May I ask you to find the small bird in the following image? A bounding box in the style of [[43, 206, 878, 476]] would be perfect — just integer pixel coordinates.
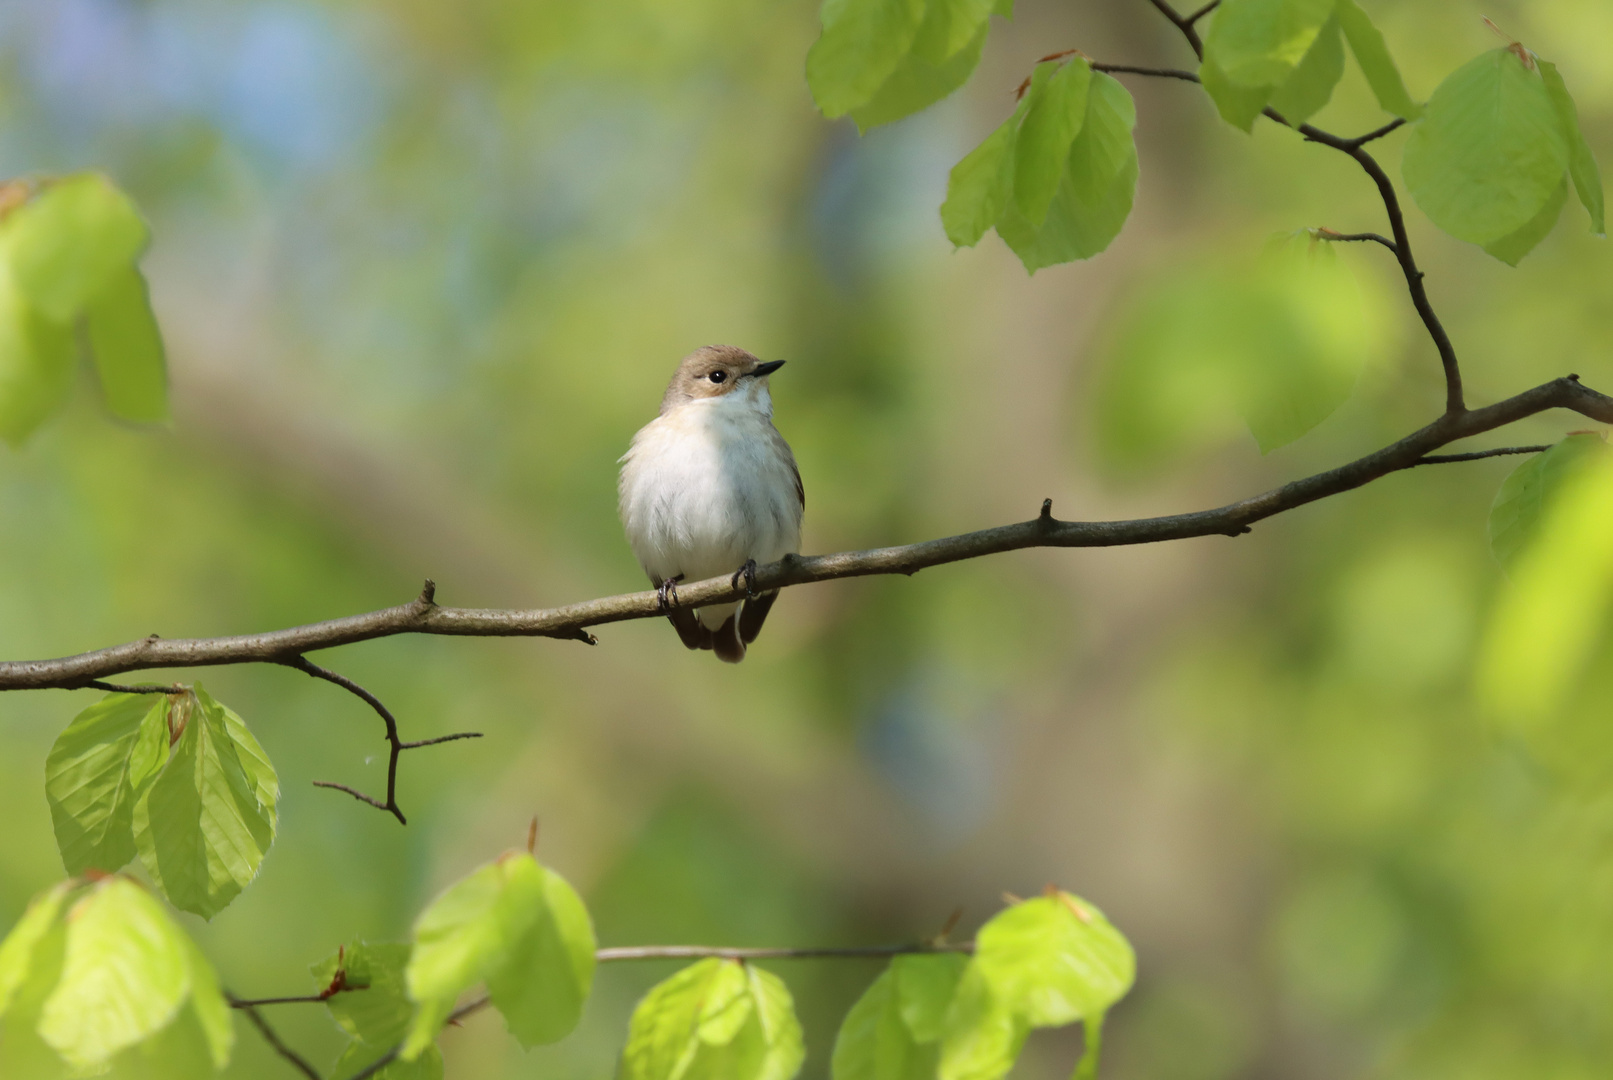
[[618, 345, 804, 663]]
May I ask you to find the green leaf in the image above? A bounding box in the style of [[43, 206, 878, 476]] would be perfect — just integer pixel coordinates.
[[484, 858, 596, 1047], [1267, 14, 1343, 126], [312, 941, 416, 1048], [892, 952, 968, 1042], [937, 966, 1026, 1080], [1200, 53, 1274, 132], [0, 909, 70, 1080], [832, 969, 936, 1080], [1482, 175, 1567, 265], [910, 0, 996, 63], [0, 174, 148, 322], [404, 852, 595, 1058], [970, 893, 1134, 1028], [1538, 60, 1605, 236], [85, 264, 167, 424], [1478, 447, 1613, 722], [1335, 0, 1421, 120], [849, 5, 989, 131], [807, 0, 928, 119], [621, 960, 803, 1080], [215, 692, 279, 832], [1403, 48, 1570, 247], [0, 881, 76, 1019], [1070, 1011, 1104, 1080], [335, 1039, 444, 1080], [46, 693, 168, 876], [0, 263, 75, 448], [940, 78, 1039, 248], [134, 687, 276, 919], [996, 71, 1138, 272], [1487, 434, 1609, 569], [1202, 0, 1336, 88], [177, 930, 234, 1070], [37, 878, 190, 1070], [1013, 59, 1093, 225]]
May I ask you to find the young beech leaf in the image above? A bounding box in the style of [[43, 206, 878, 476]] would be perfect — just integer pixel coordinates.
[[807, 0, 927, 119], [1335, 0, 1421, 120], [1403, 48, 1570, 249], [969, 893, 1134, 1028], [335, 1039, 444, 1080], [403, 852, 595, 1059], [312, 941, 416, 1048], [892, 951, 968, 1041], [46, 693, 168, 876], [0, 881, 76, 1020], [850, 15, 989, 132], [1483, 176, 1567, 266], [1200, 52, 1274, 132], [1267, 13, 1343, 126], [1479, 447, 1613, 722], [0, 262, 75, 447], [937, 966, 1026, 1080], [911, 0, 997, 63], [0, 903, 70, 1080], [1487, 434, 1610, 569], [1202, 0, 1336, 89], [134, 686, 276, 919], [0, 174, 148, 322], [621, 960, 804, 1080], [832, 969, 937, 1080], [940, 71, 1041, 248], [996, 72, 1138, 272], [85, 264, 168, 424], [1012, 59, 1093, 226], [36, 878, 190, 1070], [1538, 60, 1605, 236]]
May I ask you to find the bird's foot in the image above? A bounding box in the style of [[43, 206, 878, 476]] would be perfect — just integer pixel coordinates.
[[731, 559, 758, 600], [656, 574, 684, 612]]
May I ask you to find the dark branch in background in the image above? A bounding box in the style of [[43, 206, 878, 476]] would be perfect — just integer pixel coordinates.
[[1, 375, 1607, 700], [282, 655, 482, 825], [229, 996, 324, 1080]]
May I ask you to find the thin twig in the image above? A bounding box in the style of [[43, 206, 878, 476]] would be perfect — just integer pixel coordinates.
[[1146, 0, 1206, 58], [1092, 62, 1201, 83], [4, 378, 1611, 695], [230, 994, 332, 1008], [1316, 229, 1398, 253], [1186, 0, 1219, 25], [77, 680, 178, 694], [595, 942, 974, 961], [229, 997, 324, 1080], [1349, 117, 1406, 147], [1416, 445, 1550, 465], [284, 656, 481, 825]]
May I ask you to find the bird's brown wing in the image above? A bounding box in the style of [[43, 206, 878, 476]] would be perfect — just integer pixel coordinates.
[[713, 615, 746, 663]]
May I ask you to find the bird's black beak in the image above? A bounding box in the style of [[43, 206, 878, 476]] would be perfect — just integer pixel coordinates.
[[746, 360, 785, 378]]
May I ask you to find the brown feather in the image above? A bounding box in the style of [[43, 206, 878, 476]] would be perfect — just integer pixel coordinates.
[[713, 615, 745, 663]]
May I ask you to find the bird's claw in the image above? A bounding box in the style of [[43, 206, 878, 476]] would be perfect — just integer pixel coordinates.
[[657, 575, 684, 612], [731, 559, 758, 600]]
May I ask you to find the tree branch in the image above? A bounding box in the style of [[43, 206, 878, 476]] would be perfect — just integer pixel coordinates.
[[1415, 445, 1550, 465], [282, 655, 481, 824], [3, 376, 1607, 694], [229, 996, 324, 1080], [1315, 228, 1398, 254]]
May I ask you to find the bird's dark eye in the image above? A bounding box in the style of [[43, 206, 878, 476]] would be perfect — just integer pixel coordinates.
[[708, 371, 728, 384]]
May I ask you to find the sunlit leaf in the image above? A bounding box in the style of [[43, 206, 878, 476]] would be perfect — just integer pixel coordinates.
[[850, 17, 988, 132], [0, 174, 148, 322], [910, 0, 997, 63], [996, 71, 1138, 271], [1200, 53, 1273, 132], [834, 969, 930, 1080], [45, 693, 168, 876], [940, 68, 1043, 248], [85, 264, 167, 424], [807, 0, 928, 119], [134, 687, 276, 919], [312, 941, 415, 1049], [892, 952, 968, 1042], [622, 959, 736, 1080], [1482, 176, 1567, 266], [970, 893, 1133, 1028], [1487, 434, 1609, 569], [0, 263, 75, 448], [0, 882, 75, 1019], [178, 931, 233, 1070], [335, 1039, 444, 1080], [0, 907, 69, 1080], [1538, 60, 1605, 237], [622, 960, 803, 1080], [1478, 450, 1613, 722], [404, 852, 595, 1058], [1403, 48, 1569, 248], [37, 878, 189, 1070], [1070, 1011, 1104, 1080], [1012, 59, 1092, 226], [1335, 0, 1421, 120], [1267, 14, 1343, 126], [937, 966, 1025, 1080], [1202, 0, 1336, 89]]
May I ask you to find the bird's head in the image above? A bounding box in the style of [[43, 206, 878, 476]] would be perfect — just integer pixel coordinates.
[[660, 345, 785, 414]]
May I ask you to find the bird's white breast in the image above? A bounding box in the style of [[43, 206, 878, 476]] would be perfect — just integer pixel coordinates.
[[619, 390, 802, 627]]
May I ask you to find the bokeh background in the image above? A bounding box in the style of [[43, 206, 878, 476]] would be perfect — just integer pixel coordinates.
[[2, 1, 1611, 1077]]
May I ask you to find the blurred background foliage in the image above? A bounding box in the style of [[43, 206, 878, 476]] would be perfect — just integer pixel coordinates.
[[0, 0, 1610, 1077]]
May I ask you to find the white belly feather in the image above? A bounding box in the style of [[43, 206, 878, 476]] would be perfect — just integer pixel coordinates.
[[619, 395, 802, 629]]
